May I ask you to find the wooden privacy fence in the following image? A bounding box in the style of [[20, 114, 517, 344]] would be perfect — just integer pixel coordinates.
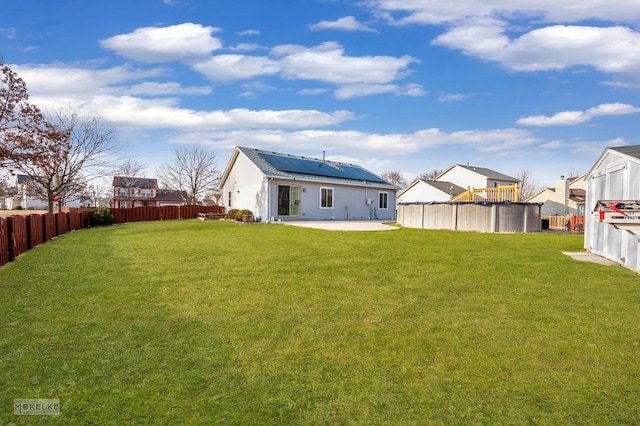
[[107, 205, 224, 224], [0, 205, 225, 268], [541, 214, 585, 231]]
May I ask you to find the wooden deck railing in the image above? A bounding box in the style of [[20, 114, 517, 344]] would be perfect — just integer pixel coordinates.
[[451, 184, 520, 202]]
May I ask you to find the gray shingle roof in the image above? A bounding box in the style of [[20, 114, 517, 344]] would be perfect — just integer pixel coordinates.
[[237, 146, 398, 189], [112, 176, 158, 189], [424, 180, 466, 197], [456, 165, 519, 182], [611, 145, 640, 159]]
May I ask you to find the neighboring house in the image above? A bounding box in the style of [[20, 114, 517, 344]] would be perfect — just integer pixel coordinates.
[[525, 174, 587, 215], [203, 188, 223, 206], [155, 189, 188, 207], [397, 179, 465, 203], [398, 164, 519, 204], [219, 146, 398, 222], [436, 164, 519, 189], [112, 176, 158, 208], [585, 145, 640, 272], [2, 174, 48, 210]]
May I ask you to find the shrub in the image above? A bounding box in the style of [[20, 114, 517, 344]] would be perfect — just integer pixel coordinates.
[[90, 208, 115, 227], [235, 209, 253, 221], [226, 209, 239, 220], [13, 205, 23, 210]]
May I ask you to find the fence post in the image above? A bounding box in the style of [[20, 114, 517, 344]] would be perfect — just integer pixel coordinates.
[[0, 217, 8, 267]]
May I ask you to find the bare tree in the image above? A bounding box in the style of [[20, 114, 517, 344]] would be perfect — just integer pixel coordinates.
[[115, 159, 147, 208], [516, 169, 543, 200], [87, 176, 112, 207], [157, 147, 220, 204], [380, 170, 407, 189], [417, 169, 443, 181], [9, 108, 120, 213], [567, 169, 585, 179]]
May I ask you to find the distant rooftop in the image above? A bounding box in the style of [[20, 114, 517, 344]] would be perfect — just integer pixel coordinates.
[[112, 176, 158, 189], [455, 164, 519, 182]]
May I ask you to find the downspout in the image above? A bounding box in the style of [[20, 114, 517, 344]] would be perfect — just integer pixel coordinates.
[[266, 177, 272, 223]]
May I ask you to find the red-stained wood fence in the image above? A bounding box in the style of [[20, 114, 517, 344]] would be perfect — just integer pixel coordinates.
[[0, 205, 225, 268]]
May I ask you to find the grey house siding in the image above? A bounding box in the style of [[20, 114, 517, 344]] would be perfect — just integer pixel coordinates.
[[267, 179, 395, 221]]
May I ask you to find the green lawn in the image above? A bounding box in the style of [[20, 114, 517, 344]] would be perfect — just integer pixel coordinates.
[[1, 220, 639, 425]]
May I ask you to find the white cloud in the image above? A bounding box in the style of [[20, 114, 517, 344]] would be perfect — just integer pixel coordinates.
[[238, 30, 261, 36], [568, 137, 628, 155], [193, 54, 281, 81], [189, 41, 419, 90], [334, 83, 426, 99], [169, 127, 539, 158], [438, 92, 469, 102], [432, 21, 640, 85], [100, 24, 420, 95], [435, 21, 640, 72], [11, 63, 356, 132], [230, 43, 262, 52], [100, 23, 223, 62], [118, 82, 213, 96], [309, 16, 378, 32], [90, 96, 358, 130], [0, 27, 16, 39], [13, 63, 165, 99], [272, 41, 418, 85], [298, 88, 331, 96], [371, 0, 640, 26], [370, 2, 640, 84], [517, 103, 640, 126]]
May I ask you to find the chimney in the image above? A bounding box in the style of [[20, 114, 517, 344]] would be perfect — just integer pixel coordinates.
[[323, 151, 326, 162], [556, 177, 569, 201]]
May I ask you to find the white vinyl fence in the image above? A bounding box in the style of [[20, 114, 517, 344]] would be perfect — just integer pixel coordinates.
[[397, 202, 542, 233]]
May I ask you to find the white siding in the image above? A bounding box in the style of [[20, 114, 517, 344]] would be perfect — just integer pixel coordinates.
[[585, 149, 640, 271], [397, 181, 451, 203], [221, 152, 269, 220], [438, 166, 488, 189]]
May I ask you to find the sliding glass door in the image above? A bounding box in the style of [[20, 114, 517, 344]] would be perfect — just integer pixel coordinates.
[[277, 185, 301, 216]]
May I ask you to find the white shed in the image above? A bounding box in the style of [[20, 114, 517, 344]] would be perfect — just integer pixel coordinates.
[[585, 145, 640, 272]]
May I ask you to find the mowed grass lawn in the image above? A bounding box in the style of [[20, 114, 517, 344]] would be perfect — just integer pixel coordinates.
[[1, 220, 639, 425]]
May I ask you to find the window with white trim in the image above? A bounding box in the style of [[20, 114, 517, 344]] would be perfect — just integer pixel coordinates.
[[320, 187, 334, 209], [378, 191, 388, 210]]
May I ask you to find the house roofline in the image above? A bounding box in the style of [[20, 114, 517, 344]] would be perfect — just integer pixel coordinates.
[[587, 145, 640, 180]]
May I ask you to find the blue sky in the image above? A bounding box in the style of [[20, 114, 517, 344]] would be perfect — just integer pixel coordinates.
[[2, 0, 639, 187]]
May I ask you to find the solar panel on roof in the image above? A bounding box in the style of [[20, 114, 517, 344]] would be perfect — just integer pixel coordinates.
[[258, 152, 386, 183]]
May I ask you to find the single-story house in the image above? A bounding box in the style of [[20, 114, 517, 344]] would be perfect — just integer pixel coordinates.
[[525, 175, 586, 216], [397, 179, 465, 203], [585, 145, 640, 272], [219, 146, 398, 222]]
